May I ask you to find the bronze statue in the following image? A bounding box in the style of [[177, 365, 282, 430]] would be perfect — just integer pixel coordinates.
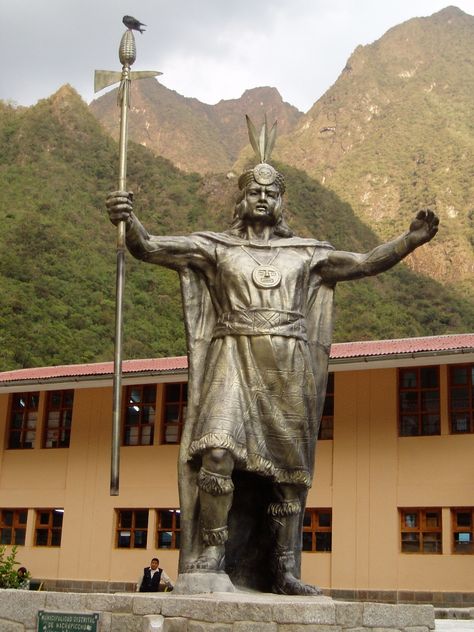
[[106, 117, 438, 595]]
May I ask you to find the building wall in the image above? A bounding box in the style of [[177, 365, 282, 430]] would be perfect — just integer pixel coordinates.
[[0, 361, 473, 595]]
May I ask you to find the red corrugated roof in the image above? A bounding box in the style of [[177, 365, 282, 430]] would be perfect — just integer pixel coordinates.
[[330, 333, 474, 359], [0, 356, 188, 383], [0, 334, 472, 384]]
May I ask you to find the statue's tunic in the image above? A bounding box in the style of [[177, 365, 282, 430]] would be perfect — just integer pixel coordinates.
[[126, 224, 335, 575], [126, 227, 334, 489], [188, 239, 330, 488]]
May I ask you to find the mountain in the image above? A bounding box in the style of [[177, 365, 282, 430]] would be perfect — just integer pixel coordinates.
[[89, 81, 302, 174], [88, 7, 474, 300], [0, 86, 473, 370], [276, 6, 474, 297]]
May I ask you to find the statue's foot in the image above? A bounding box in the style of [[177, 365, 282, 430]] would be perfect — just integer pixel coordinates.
[[273, 572, 322, 596], [185, 545, 225, 573]]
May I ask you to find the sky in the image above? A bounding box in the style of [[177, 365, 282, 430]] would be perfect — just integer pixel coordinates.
[[2, 0, 474, 113]]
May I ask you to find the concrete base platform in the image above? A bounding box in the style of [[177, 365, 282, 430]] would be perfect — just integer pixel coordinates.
[[0, 588, 436, 631]]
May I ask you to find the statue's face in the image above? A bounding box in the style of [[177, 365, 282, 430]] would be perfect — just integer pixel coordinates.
[[243, 182, 281, 224]]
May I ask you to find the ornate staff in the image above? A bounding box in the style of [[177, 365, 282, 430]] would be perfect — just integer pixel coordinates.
[[94, 16, 161, 495]]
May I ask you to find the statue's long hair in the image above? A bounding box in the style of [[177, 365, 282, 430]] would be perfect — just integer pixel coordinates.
[[226, 189, 294, 239]]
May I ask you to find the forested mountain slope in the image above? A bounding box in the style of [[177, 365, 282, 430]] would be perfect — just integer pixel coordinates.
[[277, 6, 474, 298], [0, 86, 472, 370]]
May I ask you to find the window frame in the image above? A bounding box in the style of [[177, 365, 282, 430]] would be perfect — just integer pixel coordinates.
[[116, 509, 149, 549], [34, 509, 63, 547], [123, 384, 157, 447], [398, 366, 440, 437], [400, 508, 442, 554], [302, 508, 332, 552], [448, 364, 474, 434], [161, 382, 187, 445], [0, 509, 28, 546], [43, 389, 74, 449], [156, 509, 181, 550], [451, 507, 474, 554], [7, 392, 39, 449]]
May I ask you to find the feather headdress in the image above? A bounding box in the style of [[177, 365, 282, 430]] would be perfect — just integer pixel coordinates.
[[238, 115, 285, 194]]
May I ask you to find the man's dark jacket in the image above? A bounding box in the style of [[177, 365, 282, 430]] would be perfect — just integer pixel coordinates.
[[139, 567, 162, 592]]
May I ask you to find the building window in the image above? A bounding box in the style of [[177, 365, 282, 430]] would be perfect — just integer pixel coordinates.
[[124, 385, 156, 446], [156, 509, 180, 549], [0, 509, 27, 546], [8, 392, 39, 449], [302, 508, 332, 552], [43, 390, 74, 448], [398, 367, 440, 436], [400, 508, 442, 553], [116, 509, 148, 548], [162, 383, 187, 444], [35, 509, 63, 547], [452, 508, 474, 554], [318, 373, 334, 440], [449, 364, 474, 434]]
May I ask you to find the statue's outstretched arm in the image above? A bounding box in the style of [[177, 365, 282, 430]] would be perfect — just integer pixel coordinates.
[[106, 190, 211, 269], [317, 209, 439, 284]]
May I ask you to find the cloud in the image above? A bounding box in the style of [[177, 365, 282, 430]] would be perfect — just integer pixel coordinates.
[[1, 0, 473, 111]]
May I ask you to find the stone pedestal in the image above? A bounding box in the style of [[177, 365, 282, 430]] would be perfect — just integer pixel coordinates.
[[173, 571, 235, 594], [0, 588, 436, 631]]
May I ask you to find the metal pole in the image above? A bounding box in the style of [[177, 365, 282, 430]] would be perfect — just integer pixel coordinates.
[[95, 21, 160, 496], [110, 31, 136, 496]]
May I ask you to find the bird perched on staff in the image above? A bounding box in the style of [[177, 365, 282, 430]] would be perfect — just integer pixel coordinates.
[[122, 15, 146, 33]]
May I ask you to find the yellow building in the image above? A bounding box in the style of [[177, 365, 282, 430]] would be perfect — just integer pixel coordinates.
[[0, 333, 473, 605]]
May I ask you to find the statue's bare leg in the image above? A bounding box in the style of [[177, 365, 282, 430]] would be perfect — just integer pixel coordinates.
[[186, 448, 234, 572], [269, 484, 321, 596]]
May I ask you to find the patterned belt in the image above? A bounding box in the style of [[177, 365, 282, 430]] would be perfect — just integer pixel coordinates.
[[213, 309, 307, 340]]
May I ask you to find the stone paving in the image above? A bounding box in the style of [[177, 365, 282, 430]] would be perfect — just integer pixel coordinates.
[[436, 622, 474, 631]]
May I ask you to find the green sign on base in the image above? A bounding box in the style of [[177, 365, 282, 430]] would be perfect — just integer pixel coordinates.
[[37, 610, 99, 632]]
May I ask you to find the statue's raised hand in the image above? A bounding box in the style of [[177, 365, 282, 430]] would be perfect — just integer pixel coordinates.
[[106, 191, 134, 226], [408, 209, 439, 247]]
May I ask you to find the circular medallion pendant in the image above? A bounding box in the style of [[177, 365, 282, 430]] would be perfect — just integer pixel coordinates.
[[252, 265, 282, 288]]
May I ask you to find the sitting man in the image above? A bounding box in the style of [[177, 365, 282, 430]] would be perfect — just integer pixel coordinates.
[[137, 558, 173, 592]]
